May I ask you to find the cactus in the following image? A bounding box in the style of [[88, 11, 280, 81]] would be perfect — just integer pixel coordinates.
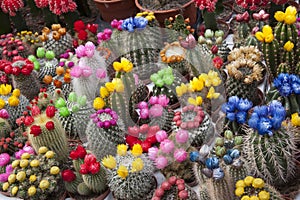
[[0, 118, 11, 138], [63, 172, 83, 194], [40, 24, 73, 58], [13, 30, 42, 53], [77, 182, 93, 196], [27, 107, 69, 163], [11, 59, 41, 101], [225, 46, 265, 102], [85, 108, 125, 160], [1, 37, 32, 62], [82, 165, 108, 194]]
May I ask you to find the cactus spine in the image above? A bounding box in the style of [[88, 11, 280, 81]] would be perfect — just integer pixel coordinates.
[[82, 165, 108, 194], [64, 172, 83, 194]]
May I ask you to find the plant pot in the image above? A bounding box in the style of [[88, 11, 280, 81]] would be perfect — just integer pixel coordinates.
[[135, 0, 197, 27], [68, 189, 110, 200], [94, 0, 138, 22]]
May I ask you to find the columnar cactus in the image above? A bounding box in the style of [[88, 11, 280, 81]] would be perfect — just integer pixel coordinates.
[[85, 108, 125, 160], [26, 105, 69, 162], [40, 24, 73, 58], [102, 144, 155, 200]]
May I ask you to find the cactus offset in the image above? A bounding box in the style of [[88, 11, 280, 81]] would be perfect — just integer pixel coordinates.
[[63, 172, 83, 194], [82, 165, 108, 194], [77, 182, 93, 196]]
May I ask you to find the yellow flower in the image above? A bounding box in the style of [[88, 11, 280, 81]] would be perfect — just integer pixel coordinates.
[[113, 58, 133, 72], [131, 158, 144, 172], [16, 171, 26, 182], [249, 196, 259, 200], [255, 32, 264, 42], [117, 165, 128, 179], [131, 144, 143, 157], [199, 70, 221, 87], [8, 174, 16, 184], [102, 155, 117, 169], [112, 78, 124, 92], [39, 180, 50, 190], [241, 196, 250, 200], [30, 160, 40, 167], [255, 25, 274, 43], [291, 113, 300, 126], [105, 82, 115, 92], [235, 187, 244, 197], [100, 86, 109, 98], [2, 182, 9, 191], [285, 14, 296, 25], [264, 34, 274, 43], [258, 191, 270, 200], [284, 41, 294, 51], [244, 176, 254, 186], [113, 61, 123, 72], [11, 186, 18, 196], [12, 160, 20, 168], [117, 144, 128, 156], [28, 186, 37, 196], [286, 6, 297, 16], [176, 83, 189, 97], [207, 87, 220, 99], [12, 89, 20, 97], [93, 97, 105, 110], [38, 146, 48, 154], [21, 153, 31, 159], [252, 178, 264, 188], [45, 151, 55, 159], [190, 77, 204, 92], [8, 96, 19, 106], [188, 96, 203, 106], [50, 166, 60, 175], [20, 159, 29, 168], [236, 180, 245, 188], [274, 11, 285, 22], [0, 84, 12, 95], [0, 98, 5, 109], [29, 175, 37, 182]]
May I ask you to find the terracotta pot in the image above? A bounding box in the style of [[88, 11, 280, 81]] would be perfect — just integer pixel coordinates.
[[135, 0, 197, 27], [94, 0, 138, 22]]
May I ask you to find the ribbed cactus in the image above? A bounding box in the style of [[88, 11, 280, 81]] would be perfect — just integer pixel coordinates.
[[85, 108, 125, 159], [82, 165, 108, 194], [0, 118, 11, 137], [27, 108, 69, 163], [77, 182, 93, 196], [225, 46, 265, 102], [63, 172, 83, 194], [40, 24, 73, 58]]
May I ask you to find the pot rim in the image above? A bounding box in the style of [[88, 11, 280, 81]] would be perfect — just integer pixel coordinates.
[[135, 0, 195, 14], [94, 0, 123, 4]]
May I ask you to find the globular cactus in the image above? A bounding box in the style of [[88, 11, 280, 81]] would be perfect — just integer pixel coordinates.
[[0, 117, 11, 138], [77, 182, 93, 196], [85, 108, 125, 160], [82, 166, 108, 194], [1, 37, 32, 62], [10, 58, 41, 101], [40, 24, 73, 58], [102, 144, 156, 200], [61, 170, 83, 194], [13, 30, 42, 53], [26, 105, 69, 163], [243, 101, 298, 186], [225, 46, 265, 103]]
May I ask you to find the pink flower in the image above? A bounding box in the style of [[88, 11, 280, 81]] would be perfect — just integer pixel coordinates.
[[70, 66, 82, 78], [140, 108, 149, 119], [149, 104, 163, 118], [174, 149, 187, 162], [48, 0, 77, 15], [149, 96, 158, 105], [75, 45, 86, 58], [160, 139, 174, 153], [0, 153, 10, 166], [0, 173, 10, 183], [34, 0, 48, 8], [155, 156, 168, 169], [23, 144, 35, 155], [84, 42, 95, 58], [155, 130, 168, 142], [5, 165, 13, 174], [15, 150, 25, 159], [96, 68, 107, 79], [138, 101, 148, 109], [80, 66, 92, 77], [157, 95, 169, 107], [148, 147, 158, 160], [175, 129, 189, 144], [0, 109, 9, 119]]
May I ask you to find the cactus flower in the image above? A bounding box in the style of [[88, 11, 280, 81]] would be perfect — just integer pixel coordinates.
[[39, 180, 50, 190], [131, 144, 143, 157], [117, 144, 128, 156], [131, 158, 144, 172], [28, 186, 37, 196], [283, 41, 294, 51], [0, 153, 10, 166], [113, 57, 133, 72], [102, 155, 117, 169], [235, 187, 245, 197], [117, 165, 128, 179], [252, 178, 265, 188], [291, 113, 300, 126], [258, 190, 270, 200], [255, 25, 274, 43]]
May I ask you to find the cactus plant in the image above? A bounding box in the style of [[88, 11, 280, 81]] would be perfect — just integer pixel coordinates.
[[13, 30, 43, 53], [40, 24, 73, 58], [26, 105, 69, 163], [0, 113, 11, 138], [85, 108, 125, 160]]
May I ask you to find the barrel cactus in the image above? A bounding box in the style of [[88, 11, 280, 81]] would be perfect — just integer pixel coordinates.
[[61, 170, 83, 194]]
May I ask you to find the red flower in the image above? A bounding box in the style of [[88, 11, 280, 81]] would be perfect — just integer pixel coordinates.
[[45, 121, 55, 130], [48, 0, 77, 15], [76, 145, 87, 159], [78, 30, 88, 41], [79, 163, 89, 174], [87, 24, 98, 34], [73, 39, 79, 48], [89, 162, 100, 174], [24, 116, 34, 126], [125, 135, 139, 147], [84, 154, 97, 165], [141, 141, 152, 153], [30, 125, 42, 137], [69, 150, 79, 160], [21, 67, 32, 75], [145, 135, 157, 144], [61, 169, 76, 182], [46, 106, 56, 118], [31, 105, 40, 117], [212, 56, 223, 69], [74, 20, 86, 32]]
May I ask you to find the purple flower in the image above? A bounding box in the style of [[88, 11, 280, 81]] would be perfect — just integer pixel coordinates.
[[0, 173, 10, 182], [0, 153, 10, 166]]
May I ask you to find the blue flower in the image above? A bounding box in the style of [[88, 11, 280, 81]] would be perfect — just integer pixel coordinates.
[[248, 112, 259, 129], [228, 96, 239, 105], [292, 82, 300, 94], [257, 117, 272, 135], [237, 98, 253, 111], [253, 105, 268, 117], [221, 102, 235, 113], [271, 116, 284, 130], [268, 100, 286, 119], [274, 73, 300, 96], [121, 17, 148, 32], [279, 83, 292, 96], [236, 111, 247, 124], [134, 17, 148, 29], [226, 112, 236, 121]]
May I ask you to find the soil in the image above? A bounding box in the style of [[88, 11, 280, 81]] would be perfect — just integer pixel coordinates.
[[138, 0, 190, 11]]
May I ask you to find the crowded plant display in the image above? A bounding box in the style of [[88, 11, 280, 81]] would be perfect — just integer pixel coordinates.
[[0, 0, 299, 200]]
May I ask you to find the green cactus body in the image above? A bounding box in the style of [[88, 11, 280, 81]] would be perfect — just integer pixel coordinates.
[[77, 182, 93, 196], [27, 114, 69, 162], [47, 75, 73, 98], [199, 189, 211, 200], [243, 125, 298, 186], [43, 32, 73, 58], [159, 184, 199, 200], [86, 121, 125, 160], [73, 159, 84, 172], [0, 118, 11, 138], [82, 166, 108, 194], [225, 77, 257, 101], [227, 165, 248, 188], [206, 178, 234, 200], [64, 172, 83, 194], [37, 58, 58, 81], [190, 114, 214, 147], [265, 184, 285, 200], [262, 40, 280, 79], [245, 35, 259, 47], [238, 23, 250, 39]]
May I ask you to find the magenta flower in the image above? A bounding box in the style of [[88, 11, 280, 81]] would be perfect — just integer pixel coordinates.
[[155, 156, 168, 169], [0, 153, 10, 166], [160, 139, 175, 153], [140, 108, 149, 119], [70, 66, 82, 78], [5, 164, 13, 174], [85, 42, 96, 58], [0, 173, 10, 182], [158, 95, 169, 107], [149, 96, 159, 105], [75, 45, 86, 58], [138, 101, 148, 109], [148, 147, 158, 161], [15, 150, 25, 159], [0, 109, 9, 119], [96, 68, 107, 79], [174, 148, 187, 162], [149, 104, 163, 118], [155, 130, 168, 142], [23, 145, 35, 155], [175, 129, 189, 144]]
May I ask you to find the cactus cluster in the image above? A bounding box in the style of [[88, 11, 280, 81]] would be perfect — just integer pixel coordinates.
[[13, 30, 42, 53]]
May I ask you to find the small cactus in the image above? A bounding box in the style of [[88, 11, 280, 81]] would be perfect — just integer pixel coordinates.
[[61, 170, 83, 194]]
